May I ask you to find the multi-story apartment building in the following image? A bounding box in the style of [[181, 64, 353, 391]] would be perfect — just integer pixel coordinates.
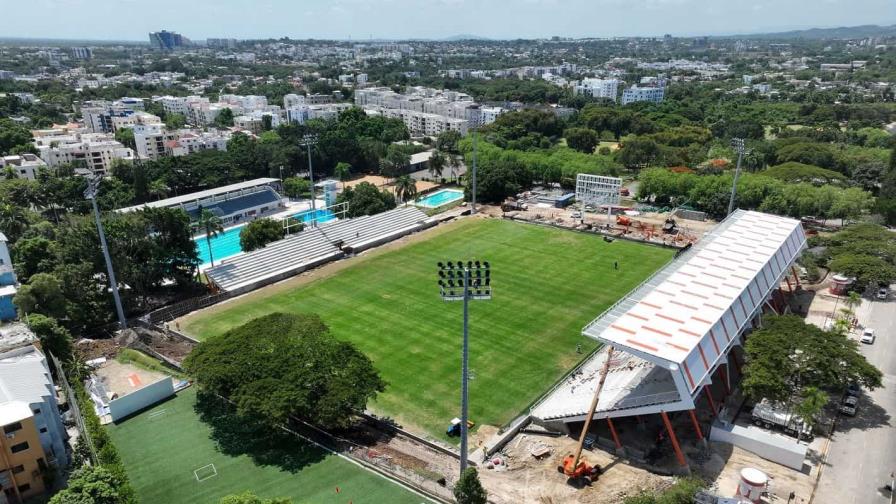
[[166, 130, 231, 157], [283, 93, 305, 109], [219, 94, 268, 110], [70, 47, 92, 59], [0, 154, 46, 180], [356, 87, 501, 135], [34, 133, 134, 175], [133, 124, 177, 160], [80, 98, 147, 133], [621, 85, 666, 105], [574, 78, 621, 102], [0, 323, 69, 502]]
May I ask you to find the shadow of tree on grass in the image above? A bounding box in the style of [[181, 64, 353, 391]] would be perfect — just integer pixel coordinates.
[[193, 389, 327, 473]]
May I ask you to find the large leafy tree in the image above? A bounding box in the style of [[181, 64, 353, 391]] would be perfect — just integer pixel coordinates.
[[49, 465, 132, 504], [742, 315, 882, 403], [184, 313, 386, 428], [13, 272, 67, 319], [564, 127, 599, 154], [26, 314, 73, 363], [336, 182, 396, 217], [239, 218, 285, 252]]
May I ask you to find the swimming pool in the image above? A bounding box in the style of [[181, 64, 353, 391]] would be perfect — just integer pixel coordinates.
[[415, 189, 464, 208], [194, 224, 245, 267], [292, 208, 337, 224]]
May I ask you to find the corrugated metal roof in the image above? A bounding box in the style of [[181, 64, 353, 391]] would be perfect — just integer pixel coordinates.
[[583, 210, 805, 366], [117, 178, 280, 213]]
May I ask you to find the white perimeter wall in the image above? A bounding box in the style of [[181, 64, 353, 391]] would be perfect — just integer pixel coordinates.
[[710, 421, 807, 470], [109, 377, 175, 422]]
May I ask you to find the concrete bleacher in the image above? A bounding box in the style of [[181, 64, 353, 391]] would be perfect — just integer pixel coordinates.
[[205, 228, 343, 294], [205, 207, 436, 294], [319, 206, 433, 252]]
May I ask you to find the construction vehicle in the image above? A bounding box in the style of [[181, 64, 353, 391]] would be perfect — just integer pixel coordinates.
[[557, 346, 615, 487], [662, 217, 678, 234], [501, 198, 526, 212], [751, 399, 813, 439], [616, 215, 632, 227]]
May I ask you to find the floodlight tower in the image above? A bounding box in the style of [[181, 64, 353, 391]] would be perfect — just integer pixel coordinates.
[[84, 176, 127, 329], [727, 138, 749, 216], [437, 260, 491, 476], [470, 107, 481, 215], [302, 134, 319, 226]]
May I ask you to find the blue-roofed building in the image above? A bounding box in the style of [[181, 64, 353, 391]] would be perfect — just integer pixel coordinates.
[[118, 178, 286, 226]]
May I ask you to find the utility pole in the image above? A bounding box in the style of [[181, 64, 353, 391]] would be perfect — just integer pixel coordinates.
[[302, 135, 318, 226], [727, 138, 748, 216], [84, 176, 127, 329], [437, 260, 491, 476]]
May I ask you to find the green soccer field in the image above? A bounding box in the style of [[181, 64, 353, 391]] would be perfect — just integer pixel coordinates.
[[107, 387, 428, 504], [183, 218, 674, 440]]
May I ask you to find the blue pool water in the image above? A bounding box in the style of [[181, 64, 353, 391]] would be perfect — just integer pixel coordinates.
[[415, 189, 464, 208], [292, 208, 336, 224], [194, 225, 245, 267]]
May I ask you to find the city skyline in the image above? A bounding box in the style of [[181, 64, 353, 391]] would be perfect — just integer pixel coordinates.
[[3, 0, 895, 41]]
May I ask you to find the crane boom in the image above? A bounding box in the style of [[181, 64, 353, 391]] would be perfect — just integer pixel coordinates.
[[570, 346, 615, 471]]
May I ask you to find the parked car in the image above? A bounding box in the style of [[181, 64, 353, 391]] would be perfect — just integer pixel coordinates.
[[846, 382, 861, 397], [877, 287, 888, 300], [861, 328, 875, 344], [840, 395, 859, 416], [571, 211, 582, 219]]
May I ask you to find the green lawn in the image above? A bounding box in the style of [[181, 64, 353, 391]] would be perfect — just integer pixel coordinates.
[[183, 218, 674, 439], [107, 387, 427, 504]]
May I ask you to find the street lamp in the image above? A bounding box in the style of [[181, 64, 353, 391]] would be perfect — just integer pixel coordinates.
[[727, 138, 750, 216], [84, 176, 127, 329], [437, 260, 491, 476], [301, 134, 319, 226]]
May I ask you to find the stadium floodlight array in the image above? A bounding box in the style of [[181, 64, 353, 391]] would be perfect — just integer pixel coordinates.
[[437, 260, 491, 301], [435, 258, 492, 476]]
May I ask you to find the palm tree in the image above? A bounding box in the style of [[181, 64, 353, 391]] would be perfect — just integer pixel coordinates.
[[148, 179, 169, 201], [0, 203, 27, 241], [197, 209, 224, 267], [844, 291, 861, 312], [448, 153, 463, 183], [334, 162, 352, 190], [394, 175, 418, 204], [429, 150, 446, 181]]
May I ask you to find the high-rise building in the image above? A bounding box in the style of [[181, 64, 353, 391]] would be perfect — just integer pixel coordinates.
[[70, 47, 92, 60], [149, 30, 189, 51]]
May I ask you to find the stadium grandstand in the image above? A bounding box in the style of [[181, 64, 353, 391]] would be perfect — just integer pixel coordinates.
[[205, 207, 434, 294], [117, 178, 284, 225], [531, 210, 807, 468]]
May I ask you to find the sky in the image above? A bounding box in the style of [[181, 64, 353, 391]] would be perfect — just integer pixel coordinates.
[[3, 0, 895, 41]]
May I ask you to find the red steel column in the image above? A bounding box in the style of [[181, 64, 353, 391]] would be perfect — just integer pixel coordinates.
[[688, 409, 704, 441], [791, 266, 802, 288], [730, 351, 743, 375], [661, 411, 688, 467], [717, 366, 732, 396], [607, 418, 622, 450], [704, 386, 717, 417], [785, 275, 793, 293]]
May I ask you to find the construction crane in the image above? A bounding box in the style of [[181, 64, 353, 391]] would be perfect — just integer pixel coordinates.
[[558, 346, 615, 487]]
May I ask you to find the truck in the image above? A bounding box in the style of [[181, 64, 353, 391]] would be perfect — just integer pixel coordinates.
[[751, 399, 813, 439]]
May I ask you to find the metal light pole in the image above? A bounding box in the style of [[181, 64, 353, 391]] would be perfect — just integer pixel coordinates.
[[470, 108, 480, 215], [302, 134, 318, 226], [437, 260, 491, 476], [727, 138, 748, 216], [84, 176, 127, 329]]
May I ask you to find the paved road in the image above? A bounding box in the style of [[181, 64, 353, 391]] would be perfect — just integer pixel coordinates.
[[815, 294, 896, 504]]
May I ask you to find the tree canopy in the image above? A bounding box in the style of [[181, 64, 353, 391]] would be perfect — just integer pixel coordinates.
[[239, 218, 285, 252], [336, 182, 396, 217], [183, 313, 386, 428], [742, 315, 882, 403]]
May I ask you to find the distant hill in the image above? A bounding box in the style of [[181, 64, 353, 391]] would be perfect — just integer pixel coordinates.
[[733, 24, 896, 40], [443, 34, 490, 41]]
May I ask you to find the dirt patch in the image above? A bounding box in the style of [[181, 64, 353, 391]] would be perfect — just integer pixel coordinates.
[[93, 360, 168, 399], [477, 432, 673, 504], [74, 338, 120, 361]]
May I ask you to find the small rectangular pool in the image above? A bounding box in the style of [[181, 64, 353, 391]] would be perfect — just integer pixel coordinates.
[[415, 189, 464, 208]]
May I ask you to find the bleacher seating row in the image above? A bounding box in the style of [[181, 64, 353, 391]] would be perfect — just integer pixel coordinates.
[[205, 206, 433, 294]]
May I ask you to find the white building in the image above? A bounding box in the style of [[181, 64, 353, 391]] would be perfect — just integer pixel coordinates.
[[283, 93, 305, 109], [234, 111, 281, 134], [0, 324, 69, 467], [356, 73, 368, 87], [34, 133, 135, 175], [0, 154, 46, 180], [621, 85, 666, 105], [574, 78, 621, 102], [355, 87, 497, 135], [166, 130, 231, 157], [133, 124, 177, 160]]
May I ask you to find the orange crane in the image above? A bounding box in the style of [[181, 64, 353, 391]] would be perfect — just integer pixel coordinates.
[[558, 346, 615, 486]]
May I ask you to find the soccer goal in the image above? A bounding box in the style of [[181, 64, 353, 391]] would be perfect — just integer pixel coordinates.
[[194, 463, 218, 482]]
